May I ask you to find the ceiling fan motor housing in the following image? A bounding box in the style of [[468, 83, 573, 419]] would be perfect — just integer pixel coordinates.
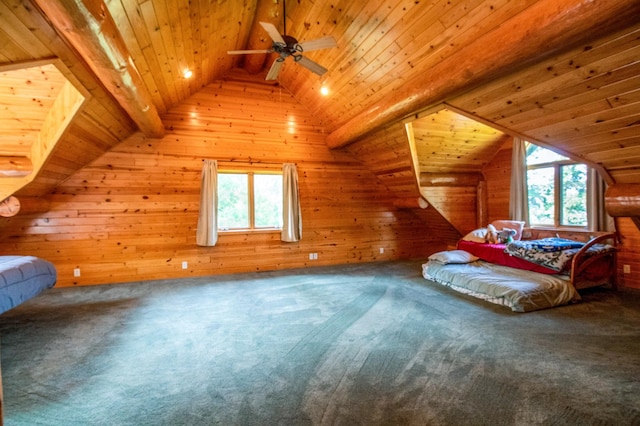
[[274, 34, 303, 59]]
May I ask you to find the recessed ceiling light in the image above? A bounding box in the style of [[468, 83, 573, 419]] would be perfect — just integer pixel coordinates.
[[320, 85, 329, 96], [183, 69, 193, 79]]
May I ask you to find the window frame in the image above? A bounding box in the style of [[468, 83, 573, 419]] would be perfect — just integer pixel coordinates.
[[526, 152, 589, 230], [217, 169, 283, 233]]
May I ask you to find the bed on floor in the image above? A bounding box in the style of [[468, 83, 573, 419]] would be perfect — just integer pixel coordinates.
[[0, 255, 57, 315], [422, 221, 617, 312]]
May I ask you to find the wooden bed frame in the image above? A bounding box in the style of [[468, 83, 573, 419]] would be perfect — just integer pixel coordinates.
[[424, 232, 618, 313], [569, 232, 617, 290]]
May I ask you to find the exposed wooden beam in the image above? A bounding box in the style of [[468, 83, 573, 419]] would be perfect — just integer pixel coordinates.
[[420, 172, 484, 187], [0, 157, 32, 177], [243, 0, 282, 75], [16, 196, 51, 215], [605, 183, 640, 217], [393, 197, 429, 210], [33, 0, 165, 139], [326, 0, 640, 150]]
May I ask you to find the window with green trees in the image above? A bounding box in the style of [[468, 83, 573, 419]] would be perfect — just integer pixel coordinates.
[[217, 172, 282, 230], [526, 144, 587, 228]]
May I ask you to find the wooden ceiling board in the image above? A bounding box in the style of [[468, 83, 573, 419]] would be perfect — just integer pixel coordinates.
[[0, 64, 67, 156], [447, 20, 640, 183], [412, 109, 507, 174], [0, 0, 639, 201]]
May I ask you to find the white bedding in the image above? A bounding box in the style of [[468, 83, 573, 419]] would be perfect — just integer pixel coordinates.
[[422, 260, 580, 312]]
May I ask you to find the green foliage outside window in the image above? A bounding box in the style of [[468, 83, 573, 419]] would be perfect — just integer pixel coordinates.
[[218, 173, 249, 229], [254, 174, 282, 228], [218, 172, 282, 230], [561, 164, 587, 226], [526, 144, 588, 228]]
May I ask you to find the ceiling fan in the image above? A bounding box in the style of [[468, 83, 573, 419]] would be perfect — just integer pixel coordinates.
[[228, 10, 337, 80]]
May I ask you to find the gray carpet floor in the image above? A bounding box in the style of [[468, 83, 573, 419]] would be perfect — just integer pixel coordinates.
[[1, 260, 639, 426]]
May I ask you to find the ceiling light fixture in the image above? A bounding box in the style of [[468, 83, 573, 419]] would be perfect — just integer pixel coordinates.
[[183, 69, 193, 79], [320, 85, 329, 96]]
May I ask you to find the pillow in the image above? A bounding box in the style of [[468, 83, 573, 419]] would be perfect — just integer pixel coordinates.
[[491, 220, 525, 241], [428, 250, 479, 264], [462, 228, 488, 243]]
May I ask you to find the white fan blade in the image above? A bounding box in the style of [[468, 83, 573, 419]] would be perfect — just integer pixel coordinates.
[[266, 59, 284, 80], [296, 56, 328, 76], [227, 49, 271, 55], [298, 36, 337, 52], [259, 22, 285, 45]]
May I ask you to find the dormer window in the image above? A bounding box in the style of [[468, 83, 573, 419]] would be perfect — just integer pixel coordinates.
[[526, 143, 588, 228]]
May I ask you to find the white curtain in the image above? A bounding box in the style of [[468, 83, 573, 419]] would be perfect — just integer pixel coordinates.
[[196, 159, 218, 246], [509, 137, 529, 224], [587, 168, 614, 232], [281, 163, 302, 242]]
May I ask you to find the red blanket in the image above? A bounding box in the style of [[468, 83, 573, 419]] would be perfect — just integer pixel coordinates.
[[457, 240, 559, 274]]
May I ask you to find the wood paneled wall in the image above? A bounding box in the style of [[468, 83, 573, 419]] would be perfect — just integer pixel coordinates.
[[0, 80, 439, 287]]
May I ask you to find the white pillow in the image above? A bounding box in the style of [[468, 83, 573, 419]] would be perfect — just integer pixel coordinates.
[[462, 228, 488, 243], [428, 250, 479, 264]]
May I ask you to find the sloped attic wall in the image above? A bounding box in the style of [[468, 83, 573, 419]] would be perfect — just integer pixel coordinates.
[[0, 81, 441, 287]]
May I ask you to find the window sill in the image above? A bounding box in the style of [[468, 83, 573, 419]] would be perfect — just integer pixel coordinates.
[[218, 228, 281, 235]]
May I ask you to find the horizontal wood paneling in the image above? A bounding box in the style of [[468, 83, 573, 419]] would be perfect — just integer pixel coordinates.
[[0, 80, 440, 286]]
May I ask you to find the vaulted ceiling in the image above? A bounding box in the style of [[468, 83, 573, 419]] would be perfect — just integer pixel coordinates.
[[0, 0, 639, 201]]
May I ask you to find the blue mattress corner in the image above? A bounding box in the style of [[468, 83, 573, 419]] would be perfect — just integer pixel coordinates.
[[0, 256, 57, 315]]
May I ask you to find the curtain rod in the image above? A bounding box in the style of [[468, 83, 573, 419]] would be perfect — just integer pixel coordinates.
[[203, 159, 295, 166]]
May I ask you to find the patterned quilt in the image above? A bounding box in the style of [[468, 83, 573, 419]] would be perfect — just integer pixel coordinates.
[[504, 238, 614, 272]]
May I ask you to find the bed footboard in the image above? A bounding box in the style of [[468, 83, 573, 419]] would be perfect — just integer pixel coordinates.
[[570, 233, 617, 290]]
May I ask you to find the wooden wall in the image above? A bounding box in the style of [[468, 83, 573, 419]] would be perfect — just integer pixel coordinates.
[[0, 80, 441, 287]]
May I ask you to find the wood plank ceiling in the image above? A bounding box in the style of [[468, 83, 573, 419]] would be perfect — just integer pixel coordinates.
[[0, 0, 639, 200]]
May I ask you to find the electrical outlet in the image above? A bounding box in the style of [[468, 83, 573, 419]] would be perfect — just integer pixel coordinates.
[[182, 261, 188, 269], [624, 264, 631, 274], [73, 268, 81, 277], [314, 253, 318, 260], [380, 247, 384, 254], [309, 253, 314, 260]]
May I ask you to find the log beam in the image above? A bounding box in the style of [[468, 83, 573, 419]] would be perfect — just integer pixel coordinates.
[[420, 172, 484, 187], [243, 0, 282, 75], [33, 0, 165, 139], [326, 0, 640, 149], [0, 157, 32, 177], [394, 197, 429, 210], [18, 197, 52, 215], [605, 183, 640, 217]]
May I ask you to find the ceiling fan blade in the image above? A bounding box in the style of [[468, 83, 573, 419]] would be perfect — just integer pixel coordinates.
[[298, 36, 337, 52], [295, 56, 328, 76], [259, 21, 285, 45], [265, 59, 284, 80], [227, 49, 271, 55]]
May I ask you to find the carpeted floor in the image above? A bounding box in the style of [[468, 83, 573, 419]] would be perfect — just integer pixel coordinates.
[[1, 260, 639, 425]]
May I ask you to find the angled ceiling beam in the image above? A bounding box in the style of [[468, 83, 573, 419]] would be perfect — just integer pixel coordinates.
[[326, 0, 640, 149], [33, 0, 165, 139]]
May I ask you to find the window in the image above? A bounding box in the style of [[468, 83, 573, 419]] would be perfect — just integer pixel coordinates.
[[526, 144, 588, 228], [217, 171, 282, 231]]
